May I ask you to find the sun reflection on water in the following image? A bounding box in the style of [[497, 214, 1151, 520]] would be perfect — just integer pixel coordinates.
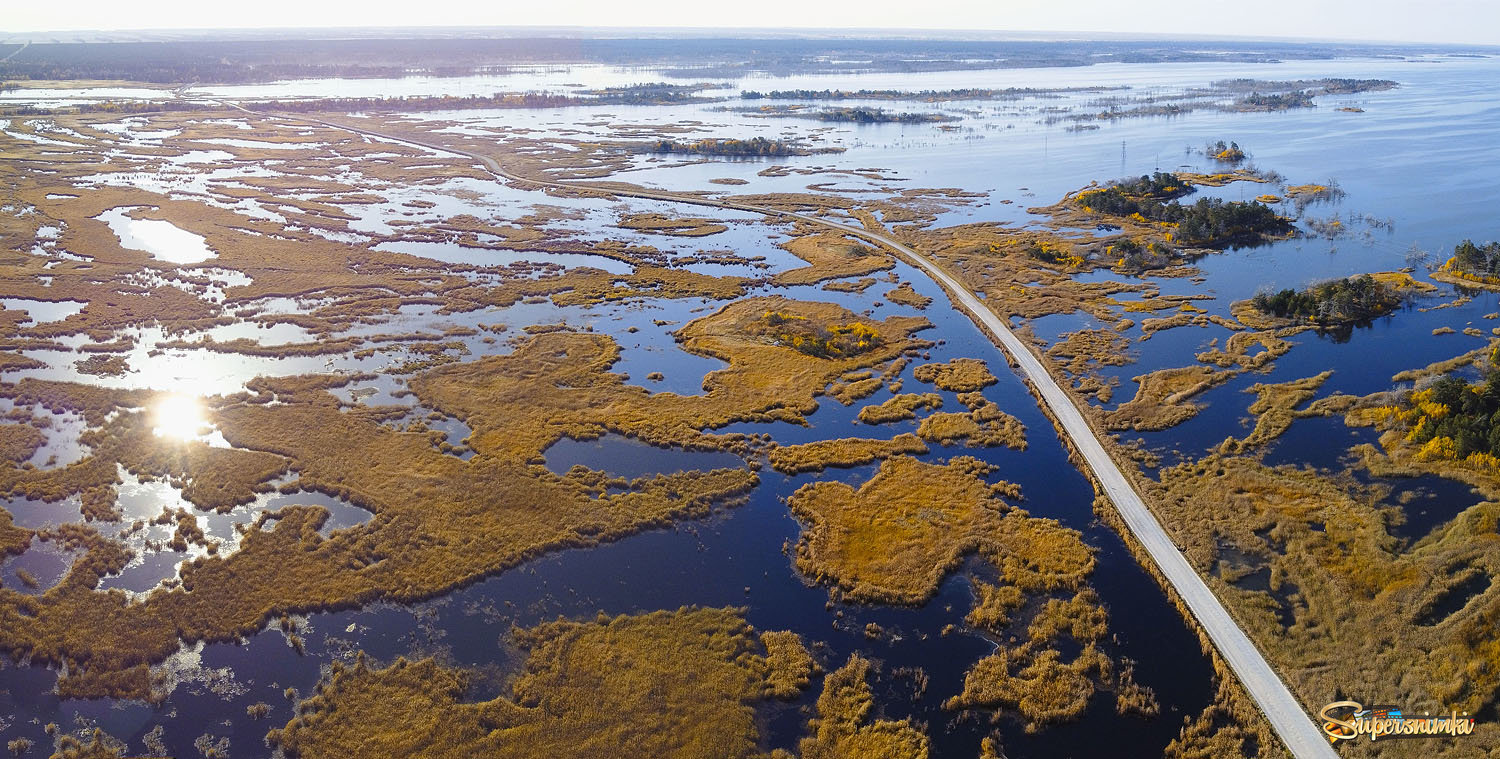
[[151, 394, 209, 442]]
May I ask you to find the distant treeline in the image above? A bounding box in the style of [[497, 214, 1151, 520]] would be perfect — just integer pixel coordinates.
[[739, 86, 1120, 101], [264, 88, 715, 113], [1, 88, 716, 117], [0, 99, 215, 116], [1211, 78, 1397, 95], [581, 82, 718, 101], [1073, 77, 1397, 123], [1227, 78, 1395, 112], [802, 107, 952, 124], [731, 105, 953, 123], [644, 137, 838, 157]]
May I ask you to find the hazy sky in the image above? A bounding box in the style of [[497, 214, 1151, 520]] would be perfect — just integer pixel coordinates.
[[6, 0, 1499, 46]]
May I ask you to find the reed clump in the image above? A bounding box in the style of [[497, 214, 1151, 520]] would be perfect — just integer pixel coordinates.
[[911, 358, 997, 393], [272, 607, 814, 759], [768, 434, 928, 474], [856, 393, 942, 424], [787, 456, 1090, 604], [1102, 366, 1233, 432]]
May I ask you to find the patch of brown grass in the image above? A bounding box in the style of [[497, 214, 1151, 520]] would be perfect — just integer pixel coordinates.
[[768, 434, 928, 474], [916, 394, 1026, 449], [793, 654, 928, 759], [1222, 371, 1332, 452], [773, 232, 892, 287], [0, 423, 44, 463], [787, 456, 1089, 604], [911, 358, 997, 393], [1102, 366, 1234, 432], [885, 282, 931, 309], [618, 212, 728, 237], [857, 393, 942, 424], [271, 607, 812, 759], [947, 589, 1115, 733]]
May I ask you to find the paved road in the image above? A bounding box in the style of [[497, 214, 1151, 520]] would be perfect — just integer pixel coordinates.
[[241, 106, 1338, 759]]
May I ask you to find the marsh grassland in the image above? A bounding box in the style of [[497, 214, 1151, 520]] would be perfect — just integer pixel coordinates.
[[0, 46, 1493, 759]]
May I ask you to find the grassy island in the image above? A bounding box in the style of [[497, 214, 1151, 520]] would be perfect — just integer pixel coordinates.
[[646, 137, 839, 157], [1073, 172, 1292, 248]]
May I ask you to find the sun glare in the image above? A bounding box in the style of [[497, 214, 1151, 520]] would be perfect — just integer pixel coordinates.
[[151, 394, 208, 442]]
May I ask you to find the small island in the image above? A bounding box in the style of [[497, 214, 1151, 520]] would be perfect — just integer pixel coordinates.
[[1237, 272, 1433, 328], [1432, 239, 1500, 288], [644, 136, 841, 156], [1073, 171, 1293, 248]]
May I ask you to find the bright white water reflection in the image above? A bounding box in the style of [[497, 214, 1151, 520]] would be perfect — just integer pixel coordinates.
[[97, 206, 218, 264]]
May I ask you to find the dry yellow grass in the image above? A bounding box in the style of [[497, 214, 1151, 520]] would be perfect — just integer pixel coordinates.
[[47, 729, 123, 759], [271, 607, 813, 759], [948, 589, 1116, 732], [1103, 366, 1234, 431], [822, 278, 878, 293], [0, 423, 44, 464], [761, 630, 819, 699], [911, 359, 998, 392], [916, 394, 1026, 449], [617, 212, 728, 236], [1046, 329, 1133, 377], [787, 456, 1090, 604], [0, 297, 928, 699], [1148, 449, 1500, 751], [856, 393, 942, 424], [768, 434, 929, 474], [791, 654, 928, 759], [1222, 371, 1332, 452], [773, 232, 892, 286], [0, 114, 772, 350], [827, 376, 884, 405], [965, 580, 1026, 630], [1195, 328, 1301, 370], [1164, 678, 1277, 758], [885, 282, 932, 309], [1046, 329, 1133, 402], [0, 510, 29, 556]]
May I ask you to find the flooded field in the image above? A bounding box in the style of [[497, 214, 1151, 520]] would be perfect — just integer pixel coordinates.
[[1, 46, 1498, 758]]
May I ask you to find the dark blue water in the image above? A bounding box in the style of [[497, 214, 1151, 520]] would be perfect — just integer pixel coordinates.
[[543, 433, 745, 479], [0, 257, 1217, 758]]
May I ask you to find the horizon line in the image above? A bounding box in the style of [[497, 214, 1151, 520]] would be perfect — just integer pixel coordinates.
[[2, 25, 1498, 49]]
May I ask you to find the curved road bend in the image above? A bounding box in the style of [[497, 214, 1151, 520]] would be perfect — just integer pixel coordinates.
[[241, 106, 1338, 759]]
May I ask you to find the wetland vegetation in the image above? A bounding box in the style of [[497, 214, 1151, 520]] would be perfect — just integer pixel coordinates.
[[728, 105, 956, 124], [1, 28, 1494, 759], [1436, 239, 1500, 286], [1248, 272, 1415, 325], [1073, 172, 1293, 248], [646, 137, 840, 157]]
